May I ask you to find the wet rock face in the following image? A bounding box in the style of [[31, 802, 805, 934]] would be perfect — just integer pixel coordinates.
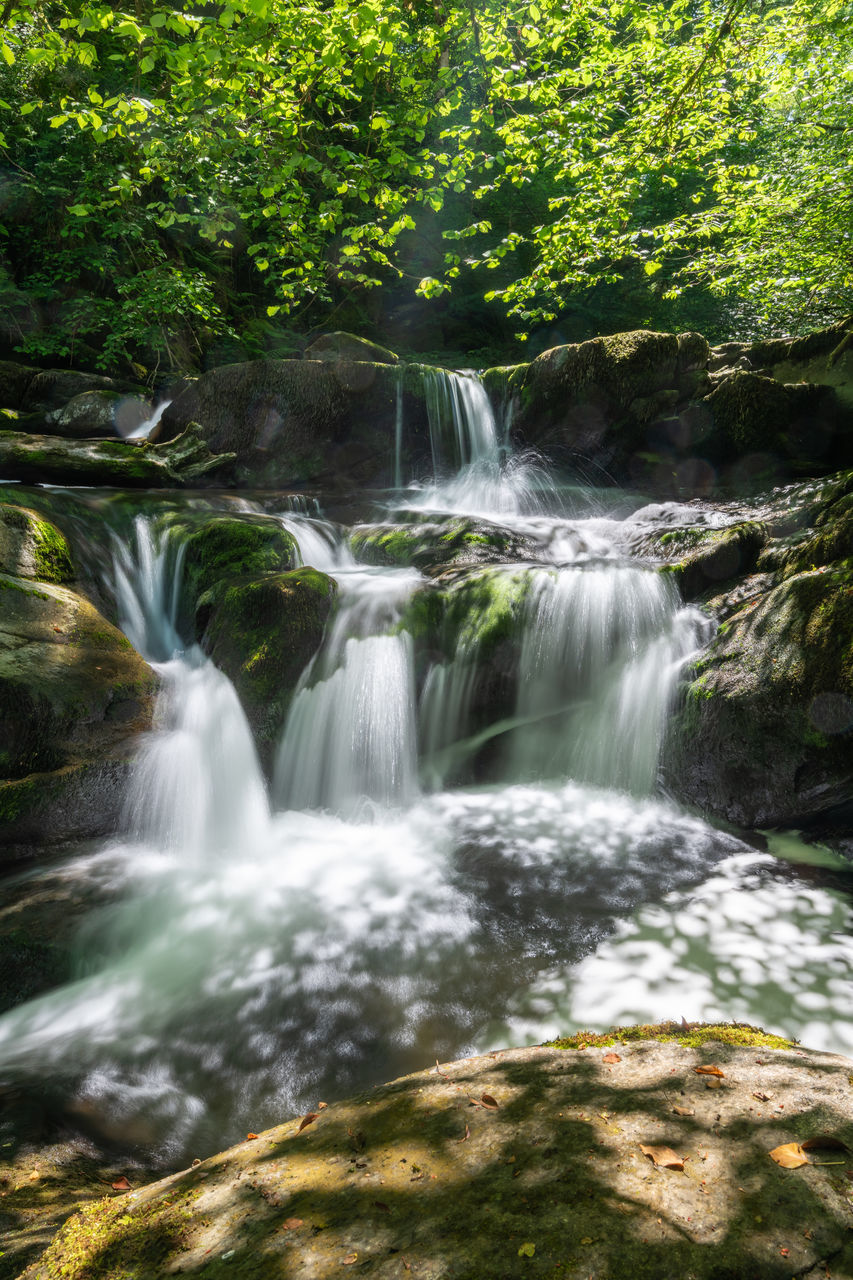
[[0, 563, 156, 858], [195, 567, 336, 753], [664, 471, 853, 827]]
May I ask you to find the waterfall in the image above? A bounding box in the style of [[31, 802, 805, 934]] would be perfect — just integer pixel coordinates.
[[273, 566, 420, 817], [409, 368, 549, 518], [511, 566, 712, 793], [114, 516, 271, 855]]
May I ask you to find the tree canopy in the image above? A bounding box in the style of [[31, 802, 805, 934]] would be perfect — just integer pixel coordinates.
[[0, 0, 850, 372]]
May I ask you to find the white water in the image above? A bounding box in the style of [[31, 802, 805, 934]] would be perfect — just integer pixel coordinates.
[[0, 373, 851, 1162]]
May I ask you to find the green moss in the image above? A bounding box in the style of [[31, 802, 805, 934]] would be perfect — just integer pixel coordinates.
[[30, 516, 75, 583], [35, 1186, 200, 1280], [546, 1021, 795, 1051], [182, 516, 297, 601], [0, 574, 49, 600]]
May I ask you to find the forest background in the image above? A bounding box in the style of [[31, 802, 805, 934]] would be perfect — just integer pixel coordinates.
[[0, 0, 850, 381]]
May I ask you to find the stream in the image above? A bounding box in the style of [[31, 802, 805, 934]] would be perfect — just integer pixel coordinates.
[[1, 370, 851, 1164]]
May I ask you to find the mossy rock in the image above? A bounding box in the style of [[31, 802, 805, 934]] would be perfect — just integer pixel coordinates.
[[0, 504, 74, 584], [0, 422, 234, 487], [667, 562, 853, 825], [180, 515, 298, 605], [160, 358, 426, 489], [0, 575, 156, 855], [20, 368, 141, 413], [196, 567, 336, 751], [663, 521, 768, 600], [350, 518, 531, 571], [41, 390, 152, 440]]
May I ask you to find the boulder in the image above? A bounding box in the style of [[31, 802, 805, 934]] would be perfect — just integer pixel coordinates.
[[179, 513, 298, 605], [0, 573, 156, 858], [349, 517, 532, 571], [195, 567, 336, 749], [160, 359, 433, 489], [20, 368, 141, 413], [41, 390, 153, 440], [0, 503, 74, 584], [507, 329, 681, 467], [662, 521, 768, 601], [304, 331, 399, 364]]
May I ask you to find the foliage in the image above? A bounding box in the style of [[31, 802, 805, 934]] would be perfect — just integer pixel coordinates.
[[0, 0, 850, 370]]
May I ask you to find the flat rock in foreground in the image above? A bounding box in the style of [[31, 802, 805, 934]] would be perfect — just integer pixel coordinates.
[[25, 1041, 853, 1279]]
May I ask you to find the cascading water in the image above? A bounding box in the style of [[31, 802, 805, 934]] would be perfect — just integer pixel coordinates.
[[407, 367, 550, 516], [1, 371, 852, 1165]]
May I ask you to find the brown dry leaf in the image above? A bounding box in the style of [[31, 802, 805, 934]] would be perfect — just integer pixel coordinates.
[[283, 1218, 303, 1231], [457, 1124, 470, 1143], [317, 1101, 328, 1110], [342, 1253, 358, 1265], [672, 1105, 695, 1117], [111, 1176, 131, 1191], [640, 1144, 684, 1171], [297, 1113, 319, 1133], [246, 1132, 259, 1140], [602, 1053, 621, 1064], [769, 1142, 809, 1169], [694, 1065, 725, 1077], [753, 1091, 774, 1102], [801, 1136, 849, 1153], [480, 1093, 499, 1109]]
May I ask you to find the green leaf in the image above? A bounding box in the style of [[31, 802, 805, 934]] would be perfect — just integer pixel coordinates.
[[0, 43, 14, 67]]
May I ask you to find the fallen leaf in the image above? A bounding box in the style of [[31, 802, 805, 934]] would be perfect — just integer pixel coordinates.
[[317, 1101, 328, 1110], [580, 1237, 594, 1245], [640, 1145, 684, 1170], [769, 1143, 809, 1169], [283, 1218, 303, 1230], [246, 1132, 259, 1140], [298, 1113, 319, 1133], [518, 1242, 535, 1257], [672, 1105, 695, 1116], [705, 1078, 723, 1090], [694, 1065, 725, 1077], [602, 1053, 621, 1064], [753, 1091, 774, 1102], [780, 1248, 790, 1257], [480, 1093, 499, 1109], [457, 1124, 470, 1143], [111, 1176, 131, 1191], [373, 1201, 390, 1213], [801, 1136, 849, 1153], [342, 1253, 358, 1265]]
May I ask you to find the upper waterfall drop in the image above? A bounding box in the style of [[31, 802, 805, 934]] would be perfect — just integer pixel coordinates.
[[401, 368, 551, 518]]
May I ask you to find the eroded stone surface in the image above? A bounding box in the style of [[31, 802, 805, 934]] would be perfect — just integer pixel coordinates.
[[22, 1041, 853, 1279]]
